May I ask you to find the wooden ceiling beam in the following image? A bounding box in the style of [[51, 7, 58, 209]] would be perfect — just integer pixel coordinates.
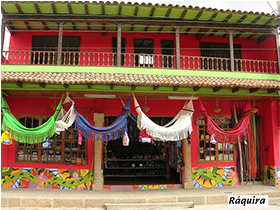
[[131, 85, 136, 90], [184, 28, 191, 36], [153, 85, 160, 90], [85, 4, 89, 15], [1, 5, 6, 14], [118, 5, 122, 16], [250, 16, 261, 25], [247, 33, 256, 40], [196, 29, 208, 40], [213, 86, 222, 92], [234, 31, 244, 39], [223, 14, 233, 22], [193, 86, 201, 92], [258, 34, 271, 44], [144, 7, 155, 32], [110, 84, 114, 89], [51, 3, 57, 14], [209, 12, 218, 21], [173, 86, 179, 91], [237, 15, 247, 23], [267, 88, 277, 94], [87, 84, 91, 89], [180, 9, 187, 20], [68, 4, 73, 14], [194, 11, 203, 21], [250, 88, 260, 93], [39, 83, 45, 88], [101, 5, 105, 36], [209, 30, 218, 37], [6, 21, 15, 35], [63, 84, 69, 89], [15, 81, 22, 88], [232, 87, 241, 93], [129, 6, 138, 31], [15, 3, 23, 14], [72, 22, 76, 30]]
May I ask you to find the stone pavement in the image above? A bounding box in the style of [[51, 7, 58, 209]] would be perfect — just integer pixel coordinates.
[[1, 182, 280, 209]]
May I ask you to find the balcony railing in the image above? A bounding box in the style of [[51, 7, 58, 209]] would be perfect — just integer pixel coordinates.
[[1, 51, 279, 74]]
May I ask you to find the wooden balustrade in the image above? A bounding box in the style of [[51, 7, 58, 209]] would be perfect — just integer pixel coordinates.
[[1, 50, 278, 74]]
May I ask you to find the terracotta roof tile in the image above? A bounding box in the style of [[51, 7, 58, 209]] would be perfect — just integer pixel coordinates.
[[1, 72, 280, 90]]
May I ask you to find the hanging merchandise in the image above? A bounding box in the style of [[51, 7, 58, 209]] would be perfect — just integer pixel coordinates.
[[55, 92, 76, 134], [210, 133, 217, 145], [123, 132, 130, 146], [41, 137, 51, 149], [199, 98, 252, 143], [1, 131, 13, 145], [78, 130, 82, 145], [1, 94, 63, 144], [133, 94, 194, 141], [75, 96, 131, 142], [139, 129, 154, 144]]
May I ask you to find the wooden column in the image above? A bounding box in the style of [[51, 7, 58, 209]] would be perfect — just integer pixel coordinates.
[[274, 33, 280, 74], [176, 27, 180, 69], [228, 30, 235, 72], [117, 23, 122, 67], [183, 138, 193, 189], [92, 113, 104, 191], [57, 22, 64, 66], [1, 19, 6, 57]]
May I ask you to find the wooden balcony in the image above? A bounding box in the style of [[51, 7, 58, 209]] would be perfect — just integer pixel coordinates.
[[2, 51, 279, 74]]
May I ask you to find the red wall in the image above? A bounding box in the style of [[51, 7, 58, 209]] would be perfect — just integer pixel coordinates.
[[8, 30, 277, 61]]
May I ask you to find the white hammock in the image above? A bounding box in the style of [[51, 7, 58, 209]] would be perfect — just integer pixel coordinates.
[[55, 94, 76, 134], [133, 94, 194, 141]]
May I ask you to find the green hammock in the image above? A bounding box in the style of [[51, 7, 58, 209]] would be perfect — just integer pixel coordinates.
[[1, 94, 63, 144]]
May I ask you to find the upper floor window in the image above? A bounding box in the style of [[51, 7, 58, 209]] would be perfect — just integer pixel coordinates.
[[16, 114, 87, 165], [197, 115, 235, 162], [134, 39, 154, 67], [31, 36, 80, 65], [200, 42, 242, 71]]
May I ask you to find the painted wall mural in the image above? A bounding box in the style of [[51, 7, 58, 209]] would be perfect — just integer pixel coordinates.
[[192, 167, 239, 188], [1, 167, 94, 190], [264, 165, 280, 187], [103, 184, 183, 190]]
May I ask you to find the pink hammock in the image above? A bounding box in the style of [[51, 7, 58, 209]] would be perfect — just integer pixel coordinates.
[[199, 99, 252, 144]]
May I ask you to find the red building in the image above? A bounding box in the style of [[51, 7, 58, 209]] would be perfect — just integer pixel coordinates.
[[1, 1, 280, 191]]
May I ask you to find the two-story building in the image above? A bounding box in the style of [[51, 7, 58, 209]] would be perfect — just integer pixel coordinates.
[[1, 1, 280, 191]]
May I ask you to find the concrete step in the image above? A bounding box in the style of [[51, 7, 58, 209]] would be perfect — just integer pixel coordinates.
[[269, 197, 280, 205], [105, 202, 194, 210]]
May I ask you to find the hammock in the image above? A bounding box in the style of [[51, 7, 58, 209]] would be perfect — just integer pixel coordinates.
[[199, 98, 252, 143], [1, 94, 63, 144], [55, 93, 76, 134], [74, 96, 131, 141], [133, 94, 194, 141]]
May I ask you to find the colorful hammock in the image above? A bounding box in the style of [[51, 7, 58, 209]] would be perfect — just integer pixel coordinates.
[[133, 94, 194, 141], [199, 98, 252, 143], [74, 96, 131, 141], [1, 94, 63, 144]]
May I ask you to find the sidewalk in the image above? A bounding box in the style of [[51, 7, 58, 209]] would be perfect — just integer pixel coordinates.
[[1, 182, 280, 209]]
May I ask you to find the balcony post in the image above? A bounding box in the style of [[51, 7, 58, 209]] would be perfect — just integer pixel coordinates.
[[57, 22, 64, 66], [176, 27, 180, 69], [228, 30, 235, 72], [274, 32, 280, 74], [1, 19, 6, 57], [117, 23, 122, 67]]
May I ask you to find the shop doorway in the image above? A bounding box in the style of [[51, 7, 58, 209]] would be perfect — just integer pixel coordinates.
[[103, 116, 183, 185]]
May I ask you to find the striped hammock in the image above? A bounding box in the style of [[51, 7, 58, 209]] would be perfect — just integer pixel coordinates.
[[199, 98, 252, 144], [74, 96, 131, 141]]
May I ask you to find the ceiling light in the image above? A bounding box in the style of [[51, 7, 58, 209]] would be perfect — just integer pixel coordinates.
[[168, 96, 198, 100], [84, 94, 116, 99]]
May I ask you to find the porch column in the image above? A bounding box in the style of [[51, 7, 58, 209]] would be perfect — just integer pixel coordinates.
[[117, 23, 122, 67], [57, 22, 64, 66], [228, 30, 235, 72], [176, 27, 180, 69], [92, 113, 104, 191], [183, 139, 193, 189], [1, 19, 6, 58], [274, 32, 280, 74]]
